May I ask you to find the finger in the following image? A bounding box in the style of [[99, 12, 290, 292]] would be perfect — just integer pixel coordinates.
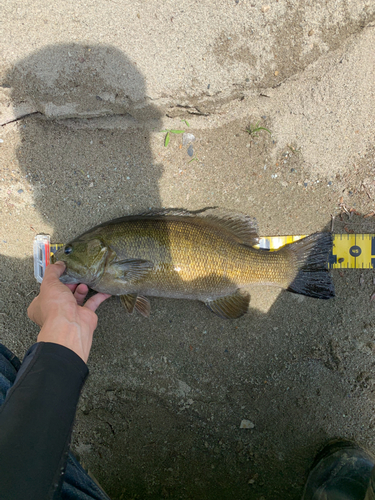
[[74, 284, 89, 306], [66, 284, 78, 293], [84, 293, 111, 312], [43, 261, 66, 285]]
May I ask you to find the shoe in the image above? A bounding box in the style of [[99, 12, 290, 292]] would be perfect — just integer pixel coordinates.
[[301, 439, 375, 500]]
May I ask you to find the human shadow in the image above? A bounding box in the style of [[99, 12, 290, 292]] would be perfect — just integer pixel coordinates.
[[1, 43, 375, 500], [0, 41, 165, 352]]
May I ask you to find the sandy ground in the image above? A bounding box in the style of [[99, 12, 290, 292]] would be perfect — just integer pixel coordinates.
[[1, 1, 375, 499]]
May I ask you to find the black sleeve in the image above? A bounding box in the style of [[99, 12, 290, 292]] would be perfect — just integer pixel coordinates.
[[0, 342, 89, 500]]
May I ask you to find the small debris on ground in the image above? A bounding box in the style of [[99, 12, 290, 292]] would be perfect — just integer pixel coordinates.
[[240, 419, 255, 429], [182, 133, 196, 146]]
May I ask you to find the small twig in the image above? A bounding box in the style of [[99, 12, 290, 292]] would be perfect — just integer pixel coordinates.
[[339, 204, 350, 216], [1, 111, 41, 127], [338, 197, 350, 216], [330, 215, 335, 233], [360, 183, 372, 199], [350, 208, 361, 216]]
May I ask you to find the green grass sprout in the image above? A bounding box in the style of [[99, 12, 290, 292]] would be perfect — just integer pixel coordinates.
[[160, 129, 185, 147], [245, 122, 271, 137]]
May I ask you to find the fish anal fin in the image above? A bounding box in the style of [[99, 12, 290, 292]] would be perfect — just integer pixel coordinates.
[[113, 259, 153, 282], [205, 291, 250, 319], [120, 294, 151, 318], [134, 295, 151, 318]]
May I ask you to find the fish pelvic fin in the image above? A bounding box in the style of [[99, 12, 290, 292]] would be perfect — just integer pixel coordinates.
[[120, 294, 151, 318], [120, 293, 138, 314], [205, 290, 250, 319], [286, 232, 335, 299]]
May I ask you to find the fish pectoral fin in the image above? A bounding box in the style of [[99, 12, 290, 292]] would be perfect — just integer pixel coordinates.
[[205, 291, 250, 319], [120, 294, 151, 318], [113, 259, 153, 282]]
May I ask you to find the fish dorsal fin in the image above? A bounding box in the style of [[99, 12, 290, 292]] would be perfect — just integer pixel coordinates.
[[120, 294, 151, 317], [138, 207, 259, 247], [205, 290, 250, 319], [113, 259, 153, 282], [136, 208, 198, 217], [198, 208, 259, 247]]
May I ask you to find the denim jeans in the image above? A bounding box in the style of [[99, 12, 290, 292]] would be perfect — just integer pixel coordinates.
[[0, 343, 111, 500]]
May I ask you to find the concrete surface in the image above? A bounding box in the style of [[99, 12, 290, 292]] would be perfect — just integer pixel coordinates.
[[1, 1, 375, 498]]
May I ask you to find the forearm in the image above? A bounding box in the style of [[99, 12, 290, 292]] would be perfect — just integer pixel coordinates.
[[37, 315, 91, 363], [0, 342, 88, 500]]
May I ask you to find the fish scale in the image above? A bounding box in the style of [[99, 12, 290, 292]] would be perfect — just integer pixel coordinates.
[[94, 218, 292, 298]]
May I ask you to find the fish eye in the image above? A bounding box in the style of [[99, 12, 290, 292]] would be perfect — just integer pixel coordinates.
[[64, 245, 73, 255]]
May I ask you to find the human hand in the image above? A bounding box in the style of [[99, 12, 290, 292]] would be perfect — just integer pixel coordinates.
[[27, 261, 111, 363]]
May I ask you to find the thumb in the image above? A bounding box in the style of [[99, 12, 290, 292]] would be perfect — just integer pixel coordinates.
[[43, 261, 66, 284]]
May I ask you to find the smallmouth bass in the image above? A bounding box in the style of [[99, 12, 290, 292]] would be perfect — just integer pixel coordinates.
[[52, 208, 334, 319]]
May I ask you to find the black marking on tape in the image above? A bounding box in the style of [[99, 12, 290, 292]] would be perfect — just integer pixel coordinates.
[[349, 245, 361, 257], [328, 251, 337, 268]]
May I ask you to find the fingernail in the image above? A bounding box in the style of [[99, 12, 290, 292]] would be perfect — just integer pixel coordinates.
[[55, 261, 66, 267]]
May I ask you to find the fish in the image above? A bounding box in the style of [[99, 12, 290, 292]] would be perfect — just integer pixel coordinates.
[[52, 208, 335, 319]]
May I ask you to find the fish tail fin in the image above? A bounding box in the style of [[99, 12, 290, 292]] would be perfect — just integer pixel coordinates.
[[286, 232, 335, 299]]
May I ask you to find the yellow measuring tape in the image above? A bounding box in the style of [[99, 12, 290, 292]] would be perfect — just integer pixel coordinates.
[[50, 234, 375, 271], [255, 234, 375, 269]]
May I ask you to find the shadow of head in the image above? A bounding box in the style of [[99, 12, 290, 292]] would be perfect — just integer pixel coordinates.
[[5, 43, 162, 123], [3, 43, 164, 238]]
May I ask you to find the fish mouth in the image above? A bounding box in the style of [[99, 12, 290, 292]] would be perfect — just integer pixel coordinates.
[[50, 254, 78, 283], [59, 272, 80, 285]]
